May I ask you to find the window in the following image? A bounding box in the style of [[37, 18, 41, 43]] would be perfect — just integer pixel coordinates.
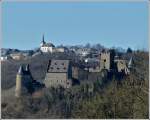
[[57, 67, 59, 70], [104, 59, 106, 62]]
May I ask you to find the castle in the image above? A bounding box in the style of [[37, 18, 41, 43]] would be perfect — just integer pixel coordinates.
[[43, 49, 132, 88], [15, 49, 132, 97]]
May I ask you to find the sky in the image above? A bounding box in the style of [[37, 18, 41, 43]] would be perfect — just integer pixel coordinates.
[[2, 1, 149, 50]]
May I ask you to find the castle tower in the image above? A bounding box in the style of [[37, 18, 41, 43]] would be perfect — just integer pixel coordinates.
[[15, 66, 26, 97], [100, 49, 115, 71]]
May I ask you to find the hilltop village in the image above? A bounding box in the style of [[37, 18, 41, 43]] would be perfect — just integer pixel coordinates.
[[10, 35, 133, 98]]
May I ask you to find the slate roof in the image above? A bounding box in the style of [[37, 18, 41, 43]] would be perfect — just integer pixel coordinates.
[[42, 43, 55, 47], [47, 60, 70, 73]]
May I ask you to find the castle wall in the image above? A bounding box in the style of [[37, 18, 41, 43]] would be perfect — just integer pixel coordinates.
[[72, 67, 79, 80], [44, 72, 71, 88], [115, 60, 129, 74]]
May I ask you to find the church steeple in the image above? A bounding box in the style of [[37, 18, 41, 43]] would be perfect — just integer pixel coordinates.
[[40, 34, 46, 47], [42, 34, 45, 43]]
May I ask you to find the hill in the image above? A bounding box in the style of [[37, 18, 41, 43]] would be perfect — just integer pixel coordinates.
[[1, 51, 149, 119]]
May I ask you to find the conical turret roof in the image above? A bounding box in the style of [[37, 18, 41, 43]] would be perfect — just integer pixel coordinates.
[[18, 65, 24, 75], [25, 64, 30, 71], [128, 57, 133, 68]]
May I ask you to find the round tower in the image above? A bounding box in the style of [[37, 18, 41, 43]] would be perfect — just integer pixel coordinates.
[[15, 65, 27, 97], [15, 66, 23, 97]]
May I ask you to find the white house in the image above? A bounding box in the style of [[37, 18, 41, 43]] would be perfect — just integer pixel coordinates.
[[1, 56, 9, 61], [76, 48, 91, 57]]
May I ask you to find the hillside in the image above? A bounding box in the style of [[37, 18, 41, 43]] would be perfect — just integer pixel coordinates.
[[1, 51, 149, 119], [1, 52, 77, 89]]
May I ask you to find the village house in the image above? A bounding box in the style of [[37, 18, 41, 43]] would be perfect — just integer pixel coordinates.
[[55, 46, 69, 53], [84, 58, 101, 72], [75, 48, 91, 57], [10, 53, 26, 60], [0, 55, 11, 61]]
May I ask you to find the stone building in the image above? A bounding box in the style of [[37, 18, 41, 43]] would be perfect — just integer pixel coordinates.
[[15, 64, 45, 98], [44, 60, 72, 88]]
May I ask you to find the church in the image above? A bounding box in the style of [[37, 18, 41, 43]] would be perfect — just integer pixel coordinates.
[[40, 35, 55, 53]]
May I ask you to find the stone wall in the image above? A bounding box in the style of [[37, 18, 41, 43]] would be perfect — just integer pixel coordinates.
[[44, 72, 71, 88]]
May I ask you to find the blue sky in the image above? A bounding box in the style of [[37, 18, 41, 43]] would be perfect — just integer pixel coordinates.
[[2, 1, 149, 50]]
